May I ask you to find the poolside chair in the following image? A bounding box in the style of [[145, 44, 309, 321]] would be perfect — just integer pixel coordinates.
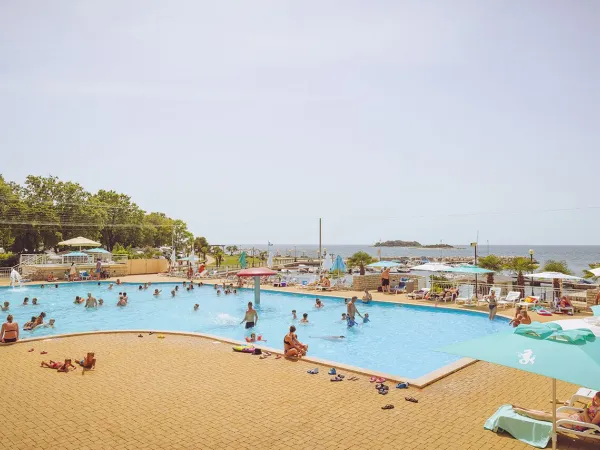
[[477, 286, 502, 307], [556, 406, 600, 440], [79, 271, 91, 280], [517, 296, 540, 310], [568, 387, 598, 407], [498, 291, 521, 309], [408, 287, 430, 299], [455, 285, 475, 306]]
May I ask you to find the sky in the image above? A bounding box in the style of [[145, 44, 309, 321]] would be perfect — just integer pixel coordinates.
[[1, 1, 599, 245]]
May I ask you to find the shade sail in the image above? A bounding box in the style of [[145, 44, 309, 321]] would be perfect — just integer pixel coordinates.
[[63, 251, 89, 257], [367, 261, 401, 268], [447, 265, 494, 274], [84, 248, 111, 254], [527, 272, 582, 280], [411, 263, 453, 272]]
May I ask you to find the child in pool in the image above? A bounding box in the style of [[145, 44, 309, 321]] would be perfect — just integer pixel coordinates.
[[153, 289, 161, 296], [300, 313, 309, 323], [32, 298, 38, 305], [98, 299, 104, 306], [363, 313, 370, 323], [341, 313, 347, 321], [193, 304, 199, 311], [246, 333, 267, 343], [23, 316, 37, 331], [292, 310, 297, 320]]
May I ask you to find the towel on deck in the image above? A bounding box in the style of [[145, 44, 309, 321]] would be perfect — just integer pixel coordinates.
[[484, 404, 552, 448]]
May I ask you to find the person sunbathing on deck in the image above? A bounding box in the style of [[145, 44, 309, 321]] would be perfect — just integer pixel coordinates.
[[41, 359, 76, 372], [513, 392, 600, 430], [76, 352, 96, 370]]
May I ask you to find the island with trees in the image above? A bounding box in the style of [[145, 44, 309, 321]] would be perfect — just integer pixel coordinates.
[[374, 240, 455, 249]]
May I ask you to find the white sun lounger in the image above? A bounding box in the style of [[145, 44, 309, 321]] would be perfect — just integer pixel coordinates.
[[455, 285, 475, 306], [568, 387, 598, 407], [498, 291, 521, 309], [556, 406, 600, 440]]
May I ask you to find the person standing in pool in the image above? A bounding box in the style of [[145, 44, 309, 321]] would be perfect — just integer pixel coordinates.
[[346, 297, 363, 325], [240, 302, 258, 329], [95, 259, 102, 280], [85, 293, 97, 308], [488, 291, 498, 320]]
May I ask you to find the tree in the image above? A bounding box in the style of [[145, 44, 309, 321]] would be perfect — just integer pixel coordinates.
[[347, 251, 375, 275], [225, 245, 238, 256], [504, 257, 539, 295], [194, 237, 209, 256], [584, 263, 600, 279], [212, 247, 224, 268], [542, 260, 573, 294], [477, 254, 504, 284], [94, 190, 145, 251], [171, 219, 193, 251]]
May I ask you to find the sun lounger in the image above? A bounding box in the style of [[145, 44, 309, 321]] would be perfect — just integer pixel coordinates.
[[484, 404, 552, 448], [518, 296, 540, 310], [407, 287, 430, 299], [556, 406, 600, 440], [477, 287, 502, 307], [568, 387, 598, 407], [455, 285, 475, 306], [498, 291, 521, 309]]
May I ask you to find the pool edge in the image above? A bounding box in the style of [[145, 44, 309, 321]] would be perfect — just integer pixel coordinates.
[[1, 329, 477, 388]]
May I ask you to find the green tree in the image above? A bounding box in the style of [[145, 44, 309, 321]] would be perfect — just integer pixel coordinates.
[[542, 260, 573, 275], [142, 212, 174, 247], [542, 260, 573, 293], [504, 256, 539, 295], [584, 263, 600, 279], [194, 237, 209, 257], [93, 190, 145, 251], [477, 254, 503, 284], [347, 251, 375, 275], [171, 219, 192, 251], [213, 247, 224, 268], [226, 245, 238, 256]]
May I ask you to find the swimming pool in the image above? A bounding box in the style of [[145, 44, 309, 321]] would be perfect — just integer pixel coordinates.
[[1, 282, 508, 379]]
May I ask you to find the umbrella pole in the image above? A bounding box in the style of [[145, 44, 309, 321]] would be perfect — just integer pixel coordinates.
[[552, 378, 557, 450], [254, 276, 260, 305]]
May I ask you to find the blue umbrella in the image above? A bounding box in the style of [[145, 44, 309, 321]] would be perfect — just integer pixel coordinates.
[[330, 255, 346, 273], [367, 261, 401, 268], [64, 251, 89, 257], [446, 265, 494, 274], [439, 323, 600, 449], [83, 248, 111, 254]]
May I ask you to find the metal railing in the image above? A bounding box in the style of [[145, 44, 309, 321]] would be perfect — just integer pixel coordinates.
[[19, 253, 129, 266]]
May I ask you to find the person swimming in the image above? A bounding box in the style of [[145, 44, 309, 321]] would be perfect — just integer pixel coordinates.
[[315, 298, 324, 308], [98, 299, 104, 306], [363, 313, 370, 323], [300, 313, 309, 323], [153, 289, 162, 296], [292, 310, 297, 320], [193, 304, 199, 311], [43, 319, 56, 328], [32, 298, 38, 305], [2, 301, 9, 311], [341, 313, 347, 321], [246, 333, 266, 343], [23, 316, 37, 331]]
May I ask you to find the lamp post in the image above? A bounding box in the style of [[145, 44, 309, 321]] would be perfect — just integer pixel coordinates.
[[529, 249, 535, 295], [471, 242, 478, 297]]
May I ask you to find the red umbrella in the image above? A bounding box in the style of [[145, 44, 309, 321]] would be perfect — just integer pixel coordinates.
[[237, 268, 277, 277], [236, 267, 277, 304]]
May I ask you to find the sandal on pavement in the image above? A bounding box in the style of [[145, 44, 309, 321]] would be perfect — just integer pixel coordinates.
[[405, 396, 418, 403], [381, 404, 394, 410]]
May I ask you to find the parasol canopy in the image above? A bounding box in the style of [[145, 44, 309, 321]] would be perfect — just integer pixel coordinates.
[[58, 237, 101, 248], [237, 268, 277, 277]]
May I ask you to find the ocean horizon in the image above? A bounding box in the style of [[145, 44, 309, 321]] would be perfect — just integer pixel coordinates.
[[240, 244, 600, 276]]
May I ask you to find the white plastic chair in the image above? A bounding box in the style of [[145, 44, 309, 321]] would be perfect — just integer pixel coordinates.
[[498, 291, 521, 309], [456, 285, 475, 306], [556, 406, 600, 440]]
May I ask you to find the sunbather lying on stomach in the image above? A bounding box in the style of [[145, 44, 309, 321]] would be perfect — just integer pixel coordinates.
[[513, 392, 600, 431]]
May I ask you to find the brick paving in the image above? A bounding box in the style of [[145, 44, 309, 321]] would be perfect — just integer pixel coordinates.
[[0, 332, 596, 450]]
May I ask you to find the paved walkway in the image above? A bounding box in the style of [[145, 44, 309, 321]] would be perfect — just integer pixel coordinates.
[[0, 332, 595, 450]]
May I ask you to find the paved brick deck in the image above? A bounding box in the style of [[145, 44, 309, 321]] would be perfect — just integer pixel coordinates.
[[0, 332, 596, 450]]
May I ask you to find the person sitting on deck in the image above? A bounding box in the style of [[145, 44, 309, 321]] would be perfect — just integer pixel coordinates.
[[556, 296, 574, 314], [284, 325, 307, 358], [47, 272, 58, 282], [362, 289, 372, 303], [76, 352, 96, 370]]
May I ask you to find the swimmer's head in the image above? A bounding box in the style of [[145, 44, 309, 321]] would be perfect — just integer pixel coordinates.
[[364, 313, 369, 318], [303, 313, 308, 319], [342, 313, 347, 319], [194, 304, 199, 310], [49, 319, 55, 325], [98, 299, 104, 305], [250, 333, 256, 339]]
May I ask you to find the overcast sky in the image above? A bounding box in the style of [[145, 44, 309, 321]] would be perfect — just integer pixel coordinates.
[[1, 1, 599, 245]]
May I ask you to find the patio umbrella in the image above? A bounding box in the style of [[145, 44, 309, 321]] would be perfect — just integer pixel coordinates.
[[83, 248, 111, 254], [267, 251, 273, 269], [446, 265, 494, 274], [586, 267, 600, 277], [170, 249, 176, 271], [528, 272, 583, 281], [237, 267, 277, 305], [367, 261, 401, 268], [331, 255, 347, 282], [411, 263, 454, 292], [64, 251, 89, 257], [238, 251, 247, 269], [440, 323, 600, 450], [321, 254, 333, 273], [57, 236, 101, 251]]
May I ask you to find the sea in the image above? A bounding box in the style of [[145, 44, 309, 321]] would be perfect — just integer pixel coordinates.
[[243, 245, 600, 277]]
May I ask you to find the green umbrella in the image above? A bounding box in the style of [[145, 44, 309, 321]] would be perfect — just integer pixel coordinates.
[[439, 323, 600, 449], [238, 251, 247, 269]]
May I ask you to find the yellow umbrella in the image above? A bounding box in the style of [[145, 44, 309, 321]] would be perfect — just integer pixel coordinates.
[[57, 236, 101, 251]]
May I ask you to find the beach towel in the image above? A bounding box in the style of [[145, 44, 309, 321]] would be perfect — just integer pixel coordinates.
[[484, 404, 552, 448]]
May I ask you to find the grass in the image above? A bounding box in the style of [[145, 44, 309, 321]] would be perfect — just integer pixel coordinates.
[[207, 254, 265, 268]]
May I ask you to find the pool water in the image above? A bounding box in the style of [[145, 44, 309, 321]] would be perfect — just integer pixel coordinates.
[[1, 282, 508, 378]]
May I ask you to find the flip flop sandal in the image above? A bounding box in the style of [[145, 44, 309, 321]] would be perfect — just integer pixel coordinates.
[[396, 382, 409, 389], [328, 368, 337, 375], [307, 368, 319, 374], [337, 374, 345, 379], [330, 376, 343, 382], [138, 334, 143, 338], [28, 348, 34, 352], [259, 355, 268, 359], [264, 351, 272, 356], [381, 404, 394, 410], [378, 389, 388, 395], [375, 377, 386, 383], [370, 376, 377, 382], [275, 355, 282, 359], [40, 351, 47, 355], [405, 397, 418, 403], [149, 332, 154, 335]]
